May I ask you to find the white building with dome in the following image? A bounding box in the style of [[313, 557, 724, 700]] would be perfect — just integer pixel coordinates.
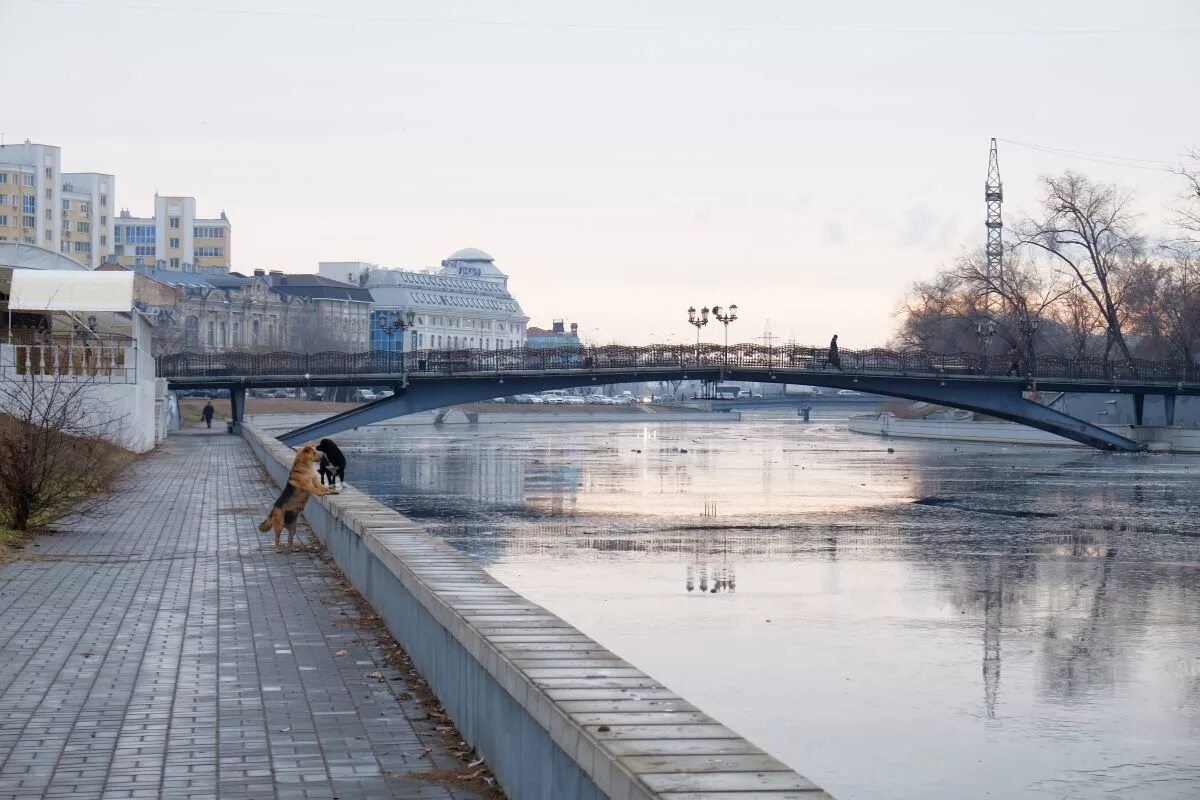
[[318, 249, 529, 353]]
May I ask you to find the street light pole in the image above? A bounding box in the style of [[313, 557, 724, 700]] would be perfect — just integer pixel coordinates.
[[379, 309, 417, 381], [712, 304, 738, 380], [687, 306, 709, 364], [975, 319, 997, 375]]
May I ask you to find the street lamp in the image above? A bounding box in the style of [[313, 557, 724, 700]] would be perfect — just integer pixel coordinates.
[[975, 319, 997, 374], [1017, 317, 1040, 376], [378, 310, 417, 374], [712, 304, 738, 374], [687, 306, 709, 361]]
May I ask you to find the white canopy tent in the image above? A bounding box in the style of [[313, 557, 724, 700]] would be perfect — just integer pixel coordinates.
[[8, 269, 134, 313]]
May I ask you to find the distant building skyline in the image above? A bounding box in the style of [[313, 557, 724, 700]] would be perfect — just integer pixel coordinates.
[[0, 140, 230, 272]]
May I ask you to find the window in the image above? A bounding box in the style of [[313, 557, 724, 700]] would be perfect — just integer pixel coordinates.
[[232, 322, 240, 345], [22, 196, 35, 214], [121, 225, 154, 243], [170, 257, 180, 269], [23, 216, 35, 228], [193, 225, 225, 239], [60, 241, 68, 252], [45, 167, 52, 179], [0, 216, 6, 226], [44, 230, 51, 241], [252, 319, 260, 345], [76, 222, 90, 233], [184, 316, 199, 347], [0, 174, 7, 184], [220, 322, 227, 347], [195, 246, 224, 257], [114, 245, 124, 255], [100, 215, 106, 225], [169, 237, 179, 249], [207, 322, 215, 347], [23, 174, 34, 187], [169, 217, 180, 229], [44, 188, 52, 201], [44, 209, 51, 221], [62, 199, 70, 212], [100, 235, 106, 245], [0, 194, 6, 205], [73, 241, 91, 253], [100, 194, 107, 207], [80, 203, 89, 215], [135, 245, 155, 256]]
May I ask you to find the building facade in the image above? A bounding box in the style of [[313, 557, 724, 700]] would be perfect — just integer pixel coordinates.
[[103, 263, 367, 354], [0, 142, 62, 254], [319, 249, 529, 353], [113, 195, 231, 273], [60, 172, 116, 267]]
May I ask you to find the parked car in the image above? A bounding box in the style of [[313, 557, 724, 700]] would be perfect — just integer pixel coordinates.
[[563, 396, 586, 405], [352, 389, 377, 402]]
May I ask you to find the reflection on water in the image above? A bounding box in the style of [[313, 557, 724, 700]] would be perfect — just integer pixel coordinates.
[[343, 411, 1200, 800]]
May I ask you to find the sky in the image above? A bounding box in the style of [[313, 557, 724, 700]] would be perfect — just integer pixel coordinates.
[[2, 0, 1198, 346]]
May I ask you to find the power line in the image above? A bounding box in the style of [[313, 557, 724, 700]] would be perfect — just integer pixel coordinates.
[[21, 0, 1200, 35], [998, 138, 1178, 172]]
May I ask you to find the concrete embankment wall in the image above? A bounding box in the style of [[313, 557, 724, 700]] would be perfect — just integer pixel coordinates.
[[849, 413, 1200, 452], [241, 422, 829, 800]]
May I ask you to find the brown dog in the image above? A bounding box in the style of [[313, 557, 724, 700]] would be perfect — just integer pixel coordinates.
[[258, 442, 337, 551]]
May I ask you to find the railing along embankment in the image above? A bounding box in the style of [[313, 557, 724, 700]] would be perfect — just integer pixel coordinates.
[[241, 421, 832, 800]]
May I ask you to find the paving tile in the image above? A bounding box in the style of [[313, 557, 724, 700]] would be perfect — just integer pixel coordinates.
[[0, 435, 478, 800]]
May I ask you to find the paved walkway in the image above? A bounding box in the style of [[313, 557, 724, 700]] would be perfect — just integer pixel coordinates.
[[0, 434, 487, 800]]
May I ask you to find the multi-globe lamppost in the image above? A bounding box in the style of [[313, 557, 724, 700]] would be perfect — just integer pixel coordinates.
[[687, 306, 709, 360], [378, 309, 416, 370], [975, 319, 997, 374], [711, 304, 738, 375]]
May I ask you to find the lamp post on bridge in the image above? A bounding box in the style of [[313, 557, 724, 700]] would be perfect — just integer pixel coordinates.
[[711, 304, 738, 379], [378, 310, 416, 375], [1017, 317, 1039, 377], [975, 319, 997, 375], [687, 306, 709, 365]]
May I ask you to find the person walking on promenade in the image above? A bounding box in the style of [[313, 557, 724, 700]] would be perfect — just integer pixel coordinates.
[[201, 400, 215, 429], [1005, 345, 1022, 377], [827, 334, 842, 370]]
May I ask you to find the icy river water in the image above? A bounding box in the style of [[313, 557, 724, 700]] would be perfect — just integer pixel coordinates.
[[339, 407, 1200, 800]]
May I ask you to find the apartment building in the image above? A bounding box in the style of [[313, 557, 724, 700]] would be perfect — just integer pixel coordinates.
[[113, 195, 231, 273], [0, 142, 62, 253], [60, 172, 116, 267]]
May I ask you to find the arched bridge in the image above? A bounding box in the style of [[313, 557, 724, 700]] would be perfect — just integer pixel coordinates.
[[156, 344, 1200, 452]]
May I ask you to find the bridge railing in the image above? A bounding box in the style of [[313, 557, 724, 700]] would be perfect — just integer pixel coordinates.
[[155, 343, 1200, 384]]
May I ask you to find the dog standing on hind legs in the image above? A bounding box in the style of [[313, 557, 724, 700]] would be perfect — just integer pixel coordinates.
[[258, 442, 338, 551]]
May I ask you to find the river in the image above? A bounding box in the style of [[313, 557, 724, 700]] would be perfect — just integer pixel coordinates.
[[337, 407, 1200, 800]]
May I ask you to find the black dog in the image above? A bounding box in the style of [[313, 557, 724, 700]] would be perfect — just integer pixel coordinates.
[[315, 438, 347, 487]]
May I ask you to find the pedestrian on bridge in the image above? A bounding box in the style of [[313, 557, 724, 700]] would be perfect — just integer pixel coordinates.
[[827, 334, 841, 370], [1005, 345, 1022, 377], [202, 400, 215, 429]]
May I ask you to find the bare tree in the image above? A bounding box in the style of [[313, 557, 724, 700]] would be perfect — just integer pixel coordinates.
[[1171, 146, 1200, 237], [1015, 172, 1144, 361], [894, 269, 980, 352], [1047, 283, 1105, 361], [951, 248, 1074, 362], [0, 349, 130, 531]]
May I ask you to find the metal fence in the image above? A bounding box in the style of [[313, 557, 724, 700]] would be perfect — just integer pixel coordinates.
[[154, 343, 1200, 385]]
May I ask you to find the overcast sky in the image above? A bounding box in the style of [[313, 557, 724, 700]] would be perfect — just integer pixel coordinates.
[[3, 0, 1198, 345]]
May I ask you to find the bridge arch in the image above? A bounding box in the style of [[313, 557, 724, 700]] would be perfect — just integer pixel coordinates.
[[274, 368, 1142, 452]]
